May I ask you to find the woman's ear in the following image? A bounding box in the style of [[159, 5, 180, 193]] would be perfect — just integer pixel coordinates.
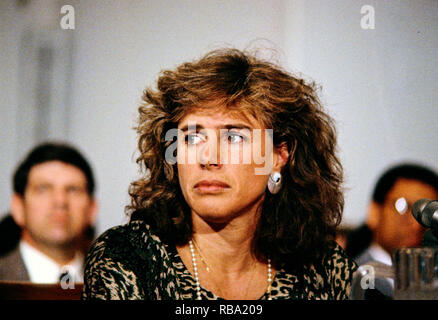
[[272, 142, 290, 173]]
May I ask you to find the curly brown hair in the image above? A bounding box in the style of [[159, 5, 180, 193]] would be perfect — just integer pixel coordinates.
[[127, 48, 343, 271]]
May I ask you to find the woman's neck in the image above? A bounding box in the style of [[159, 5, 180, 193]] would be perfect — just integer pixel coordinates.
[[190, 206, 261, 274], [176, 196, 274, 299]]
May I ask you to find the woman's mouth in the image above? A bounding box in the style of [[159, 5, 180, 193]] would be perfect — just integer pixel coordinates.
[[194, 180, 230, 193]]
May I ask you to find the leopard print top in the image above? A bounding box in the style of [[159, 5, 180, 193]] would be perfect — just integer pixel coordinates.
[[82, 220, 357, 300]]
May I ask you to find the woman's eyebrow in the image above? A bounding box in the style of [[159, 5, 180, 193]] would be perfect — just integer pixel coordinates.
[[179, 123, 252, 132], [179, 124, 202, 132], [222, 124, 252, 130]]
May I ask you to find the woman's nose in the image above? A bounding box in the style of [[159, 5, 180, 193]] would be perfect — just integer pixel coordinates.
[[199, 135, 222, 169]]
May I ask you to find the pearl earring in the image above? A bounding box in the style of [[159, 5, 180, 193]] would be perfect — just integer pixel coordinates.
[[268, 172, 282, 194]]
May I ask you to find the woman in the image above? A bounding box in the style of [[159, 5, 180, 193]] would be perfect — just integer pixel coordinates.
[[82, 48, 357, 300]]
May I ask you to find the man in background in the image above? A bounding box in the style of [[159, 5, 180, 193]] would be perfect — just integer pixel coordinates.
[[0, 142, 98, 283], [345, 164, 438, 299], [348, 164, 438, 267]]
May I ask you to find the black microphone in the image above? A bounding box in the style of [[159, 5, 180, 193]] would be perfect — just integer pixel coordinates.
[[412, 199, 438, 246], [412, 199, 438, 229]]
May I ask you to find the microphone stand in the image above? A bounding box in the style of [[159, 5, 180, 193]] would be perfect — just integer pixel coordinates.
[[422, 229, 438, 247]]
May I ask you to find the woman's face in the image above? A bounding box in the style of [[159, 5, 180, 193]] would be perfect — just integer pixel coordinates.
[[176, 107, 283, 224]]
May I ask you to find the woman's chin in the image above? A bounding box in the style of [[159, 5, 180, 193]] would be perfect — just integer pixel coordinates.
[[191, 203, 240, 225]]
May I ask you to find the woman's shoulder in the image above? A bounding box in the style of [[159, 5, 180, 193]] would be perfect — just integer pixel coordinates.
[[307, 241, 358, 283], [322, 242, 358, 298], [92, 220, 162, 246], [82, 220, 168, 299], [298, 241, 358, 299], [87, 220, 164, 261], [323, 241, 358, 273]]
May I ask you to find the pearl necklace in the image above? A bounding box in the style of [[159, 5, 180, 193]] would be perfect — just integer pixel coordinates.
[[188, 240, 273, 300]]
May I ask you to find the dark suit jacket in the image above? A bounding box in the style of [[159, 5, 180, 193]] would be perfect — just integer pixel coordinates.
[[0, 246, 30, 281]]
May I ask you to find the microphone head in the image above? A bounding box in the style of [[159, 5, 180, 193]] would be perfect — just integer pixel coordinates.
[[412, 199, 433, 227]]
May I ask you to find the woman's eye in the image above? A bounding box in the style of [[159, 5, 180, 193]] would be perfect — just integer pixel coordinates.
[[226, 132, 246, 144], [186, 133, 204, 145]]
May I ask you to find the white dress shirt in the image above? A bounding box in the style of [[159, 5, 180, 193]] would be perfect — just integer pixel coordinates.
[[368, 242, 393, 266], [19, 240, 84, 284]]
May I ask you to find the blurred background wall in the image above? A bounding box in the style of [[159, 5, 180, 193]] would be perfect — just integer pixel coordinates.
[[1, 0, 437, 236]]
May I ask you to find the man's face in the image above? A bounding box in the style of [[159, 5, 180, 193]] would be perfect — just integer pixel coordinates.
[[375, 178, 438, 254], [13, 161, 96, 249]]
